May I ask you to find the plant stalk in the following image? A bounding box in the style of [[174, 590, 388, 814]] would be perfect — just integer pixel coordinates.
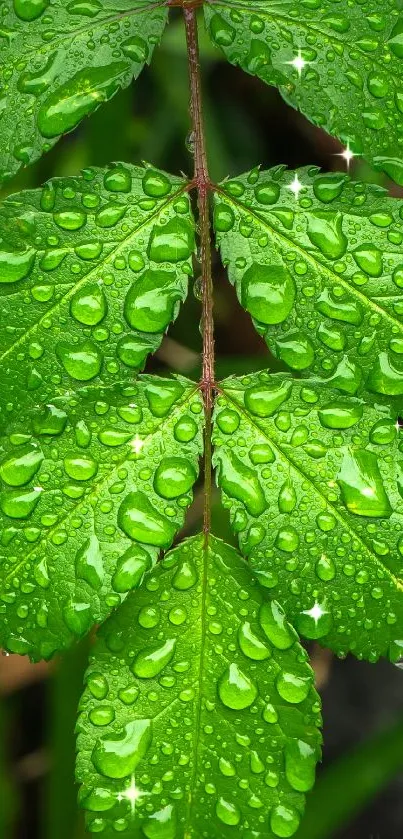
[[184, 7, 215, 536]]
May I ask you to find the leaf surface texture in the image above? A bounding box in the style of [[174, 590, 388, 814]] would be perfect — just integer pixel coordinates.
[[77, 534, 321, 838]]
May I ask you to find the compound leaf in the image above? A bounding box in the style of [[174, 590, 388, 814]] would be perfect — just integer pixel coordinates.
[[0, 375, 203, 660], [213, 371, 403, 662], [204, 0, 403, 184], [0, 1, 168, 182], [76, 533, 322, 838], [0, 163, 194, 428], [213, 167, 403, 402]]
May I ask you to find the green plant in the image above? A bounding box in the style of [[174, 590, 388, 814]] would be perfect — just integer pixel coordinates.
[[0, 1, 402, 836]]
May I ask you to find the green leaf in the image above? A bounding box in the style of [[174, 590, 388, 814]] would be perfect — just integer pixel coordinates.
[[204, 1, 403, 184], [213, 371, 403, 662], [0, 1, 168, 182], [77, 534, 322, 838], [0, 375, 203, 660], [213, 166, 403, 401], [0, 164, 194, 428]]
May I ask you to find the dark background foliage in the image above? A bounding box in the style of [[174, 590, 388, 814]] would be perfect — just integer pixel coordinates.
[[0, 12, 402, 839]]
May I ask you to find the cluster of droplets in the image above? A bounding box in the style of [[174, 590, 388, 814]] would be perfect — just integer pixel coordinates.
[[0, 164, 195, 421], [0, 1, 167, 180], [213, 371, 403, 662], [77, 536, 321, 838], [214, 166, 403, 397], [0, 376, 203, 659], [205, 1, 403, 183]]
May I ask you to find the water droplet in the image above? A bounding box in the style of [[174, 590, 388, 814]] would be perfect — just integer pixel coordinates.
[[142, 169, 171, 198], [338, 450, 392, 518], [209, 12, 236, 46], [148, 219, 194, 262], [89, 705, 115, 727], [56, 340, 102, 381], [241, 262, 295, 325], [64, 454, 98, 481], [217, 449, 267, 516], [112, 545, 151, 593], [367, 352, 403, 396], [270, 804, 300, 838], [307, 212, 347, 259], [70, 283, 107, 326], [118, 492, 177, 548], [218, 663, 257, 709], [313, 174, 346, 203], [38, 64, 128, 138], [153, 457, 196, 499], [145, 379, 184, 418], [0, 247, 36, 284], [0, 487, 42, 519], [0, 445, 43, 487], [285, 739, 317, 792], [132, 639, 176, 679], [276, 671, 311, 704], [143, 805, 176, 839], [259, 601, 295, 650], [124, 270, 182, 334], [13, 0, 49, 21], [75, 535, 104, 591], [255, 180, 280, 205], [174, 416, 198, 443], [172, 558, 198, 590], [103, 166, 132, 193], [317, 288, 362, 325], [92, 719, 152, 779], [353, 244, 383, 277], [245, 380, 292, 417], [216, 797, 241, 826], [318, 401, 363, 429], [278, 481, 297, 513], [214, 203, 235, 232], [238, 622, 271, 660]]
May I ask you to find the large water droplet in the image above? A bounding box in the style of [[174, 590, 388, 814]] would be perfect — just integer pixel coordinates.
[[238, 622, 271, 660], [338, 449, 392, 518], [75, 535, 104, 591], [92, 719, 152, 779], [0, 247, 35, 284], [132, 639, 176, 679], [148, 218, 194, 262], [367, 352, 403, 396], [285, 739, 317, 792], [154, 457, 196, 499], [38, 63, 128, 138], [218, 664, 257, 710], [318, 401, 363, 429], [307, 211, 347, 259], [241, 262, 295, 325], [270, 804, 300, 837], [216, 797, 241, 826], [244, 380, 292, 417], [124, 270, 182, 334], [56, 340, 102, 381], [118, 492, 176, 548], [259, 601, 296, 650], [143, 805, 176, 839], [70, 283, 107, 326], [64, 454, 98, 481], [217, 449, 266, 516], [0, 445, 43, 487], [13, 0, 49, 21], [317, 288, 362, 325], [142, 169, 172, 198], [276, 671, 311, 704], [112, 545, 151, 593]]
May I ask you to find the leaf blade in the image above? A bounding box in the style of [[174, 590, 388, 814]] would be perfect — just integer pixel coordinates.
[[213, 167, 403, 401], [0, 375, 203, 660], [0, 1, 167, 182], [204, 1, 403, 183], [76, 533, 322, 838], [0, 163, 194, 426], [213, 371, 403, 662]]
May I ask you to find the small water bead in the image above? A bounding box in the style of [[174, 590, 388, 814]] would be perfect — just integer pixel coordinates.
[[153, 457, 197, 499], [118, 491, 176, 548], [216, 797, 241, 826], [70, 284, 107, 326], [92, 719, 152, 780], [218, 663, 257, 710], [241, 262, 296, 325], [132, 638, 176, 679]]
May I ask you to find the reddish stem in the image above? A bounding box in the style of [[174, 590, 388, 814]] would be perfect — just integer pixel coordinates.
[[184, 7, 215, 535]]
